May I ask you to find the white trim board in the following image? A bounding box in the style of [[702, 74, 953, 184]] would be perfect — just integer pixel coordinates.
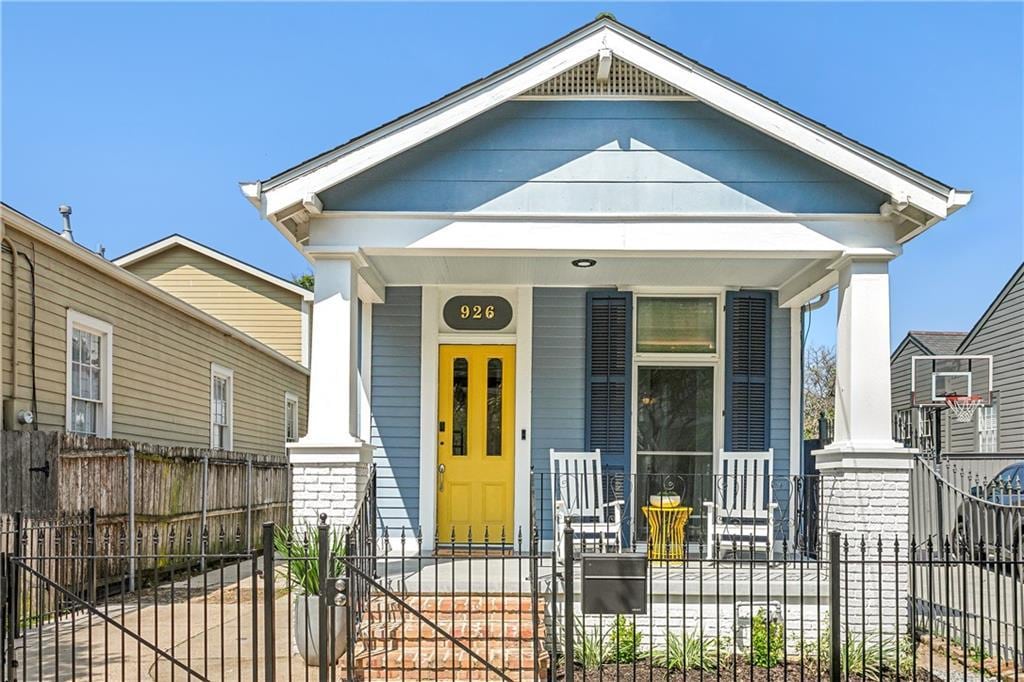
[[65, 309, 114, 438], [247, 18, 969, 230], [114, 234, 314, 301], [416, 285, 533, 551]]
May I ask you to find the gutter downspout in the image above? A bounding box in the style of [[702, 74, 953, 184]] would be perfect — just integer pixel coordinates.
[[799, 290, 832, 473], [1, 237, 20, 405]]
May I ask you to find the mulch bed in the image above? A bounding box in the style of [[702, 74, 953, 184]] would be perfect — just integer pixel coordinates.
[[554, 659, 940, 681]]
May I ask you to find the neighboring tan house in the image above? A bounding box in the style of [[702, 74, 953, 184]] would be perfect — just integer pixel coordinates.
[[891, 262, 1024, 454], [241, 17, 972, 548], [1, 204, 308, 457], [114, 234, 312, 367]]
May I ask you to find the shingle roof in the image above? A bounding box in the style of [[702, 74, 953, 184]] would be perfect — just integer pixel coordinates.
[[908, 331, 968, 355]]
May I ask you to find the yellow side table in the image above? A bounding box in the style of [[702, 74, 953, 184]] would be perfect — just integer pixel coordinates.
[[642, 505, 693, 561]]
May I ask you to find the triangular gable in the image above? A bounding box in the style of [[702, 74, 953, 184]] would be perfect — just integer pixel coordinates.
[[521, 55, 688, 98], [114, 234, 313, 300], [957, 262, 1024, 352], [244, 17, 970, 242]]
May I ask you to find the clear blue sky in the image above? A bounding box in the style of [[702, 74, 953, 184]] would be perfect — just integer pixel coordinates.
[[3, 3, 1021, 351]]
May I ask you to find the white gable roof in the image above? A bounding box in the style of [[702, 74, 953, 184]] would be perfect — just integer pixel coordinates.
[[242, 17, 970, 245], [114, 234, 313, 300]]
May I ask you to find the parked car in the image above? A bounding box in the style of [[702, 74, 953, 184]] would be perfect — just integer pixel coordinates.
[[954, 462, 1024, 563]]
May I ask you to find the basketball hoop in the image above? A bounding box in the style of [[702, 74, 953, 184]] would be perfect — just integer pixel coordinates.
[[944, 394, 984, 423]]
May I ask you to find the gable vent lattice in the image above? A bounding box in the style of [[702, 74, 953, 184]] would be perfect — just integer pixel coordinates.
[[522, 56, 689, 97]]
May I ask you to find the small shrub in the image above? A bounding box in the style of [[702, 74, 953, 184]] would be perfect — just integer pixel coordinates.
[[653, 631, 723, 671], [813, 627, 914, 681], [749, 609, 785, 668], [611, 615, 643, 663], [568, 616, 644, 667]]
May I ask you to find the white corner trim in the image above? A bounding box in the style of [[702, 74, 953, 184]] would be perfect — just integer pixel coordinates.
[[210, 363, 234, 450], [65, 309, 114, 438], [114, 234, 314, 301], [512, 285, 533, 541], [300, 300, 311, 368], [418, 287, 441, 550]]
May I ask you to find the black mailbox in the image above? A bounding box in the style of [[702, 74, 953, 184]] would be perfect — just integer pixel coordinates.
[[581, 553, 648, 615]]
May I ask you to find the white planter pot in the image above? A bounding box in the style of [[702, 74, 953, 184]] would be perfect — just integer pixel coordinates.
[[293, 594, 347, 666]]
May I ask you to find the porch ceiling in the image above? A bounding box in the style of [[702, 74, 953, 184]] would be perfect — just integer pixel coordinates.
[[365, 253, 827, 290]]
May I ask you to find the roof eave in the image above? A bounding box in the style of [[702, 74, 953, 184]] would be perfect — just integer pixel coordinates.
[[249, 17, 971, 241]]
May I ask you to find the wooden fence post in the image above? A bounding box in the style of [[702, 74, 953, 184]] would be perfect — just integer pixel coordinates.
[[127, 445, 136, 592], [245, 454, 253, 553], [200, 451, 209, 570]]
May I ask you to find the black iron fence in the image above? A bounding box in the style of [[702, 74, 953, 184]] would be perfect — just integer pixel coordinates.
[[2, 465, 1022, 681]]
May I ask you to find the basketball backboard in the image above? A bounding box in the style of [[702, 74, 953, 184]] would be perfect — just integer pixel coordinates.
[[910, 355, 995, 408]]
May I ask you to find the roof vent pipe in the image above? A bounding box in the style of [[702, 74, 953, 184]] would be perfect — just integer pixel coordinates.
[[58, 205, 74, 243]]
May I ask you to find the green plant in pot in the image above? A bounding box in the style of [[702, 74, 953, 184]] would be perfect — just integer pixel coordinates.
[[275, 524, 347, 666], [649, 475, 683, 508]]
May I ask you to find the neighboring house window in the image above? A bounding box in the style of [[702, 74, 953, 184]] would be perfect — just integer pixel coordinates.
[[893, 408, 915, 446], [977, 400, 998, 453], [210, 364, 234, 450], [66, 310, 113, 437], [285, 392, 299, 443]]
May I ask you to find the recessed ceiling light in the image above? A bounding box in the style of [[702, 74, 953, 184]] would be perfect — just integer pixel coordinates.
[[572, 258, 597, 268]]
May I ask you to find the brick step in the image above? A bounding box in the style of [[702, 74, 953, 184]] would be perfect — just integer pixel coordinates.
[[362, 618, 543, 643], [357, 646, 547, 671], [364, 595, 540, 614]]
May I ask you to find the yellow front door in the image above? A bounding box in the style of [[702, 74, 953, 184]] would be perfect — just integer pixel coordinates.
[[437, 345, 515, 543]]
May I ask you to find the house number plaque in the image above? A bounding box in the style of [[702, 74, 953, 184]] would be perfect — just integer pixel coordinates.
[[443, 295, 513, 331]]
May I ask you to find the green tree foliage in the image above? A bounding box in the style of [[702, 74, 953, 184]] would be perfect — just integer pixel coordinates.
[[803, 344, 836, 439]]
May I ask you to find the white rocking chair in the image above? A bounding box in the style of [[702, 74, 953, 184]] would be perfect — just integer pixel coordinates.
[[550, 449, 624, 564], [704, 449, 777, 559]]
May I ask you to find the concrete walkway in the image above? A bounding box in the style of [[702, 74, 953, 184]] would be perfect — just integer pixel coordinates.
[[12, 565, 348, 681]]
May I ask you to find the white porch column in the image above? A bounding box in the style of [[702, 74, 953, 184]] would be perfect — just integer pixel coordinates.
[[288, 254, 373, 529], [814, 254, 913, 635], [830, 256, 903, 452]]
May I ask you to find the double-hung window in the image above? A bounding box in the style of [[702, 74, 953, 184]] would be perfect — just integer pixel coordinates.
[[977, 400, 998, 453], [285, 392, 299, 443], [211, 364, 234, 450], [66, 311, 113, 437]]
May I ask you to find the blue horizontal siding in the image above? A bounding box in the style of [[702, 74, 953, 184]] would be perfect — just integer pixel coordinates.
[[370, 286, 422, 535], [321, 100, 886, 214], [530, 288, 587, 540]]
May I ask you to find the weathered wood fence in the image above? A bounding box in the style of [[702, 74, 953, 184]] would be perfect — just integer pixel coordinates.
[[1, 431, 291, 552]]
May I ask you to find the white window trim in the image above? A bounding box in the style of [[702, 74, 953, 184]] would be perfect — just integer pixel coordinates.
[[65, 309, 114, 437], [630, 290, 726, 546], [210, 363, 234, 450], [976, 400, 999, 453], [285, 391, 299, 443], [632, 293, 723, 364]]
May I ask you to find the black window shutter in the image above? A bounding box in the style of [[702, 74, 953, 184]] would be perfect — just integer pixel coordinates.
[[586, 291, 632, 482], [725, 291, 771, 451]]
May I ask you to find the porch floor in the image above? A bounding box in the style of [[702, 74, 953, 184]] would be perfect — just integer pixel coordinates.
[[375, 556, 830, 597]]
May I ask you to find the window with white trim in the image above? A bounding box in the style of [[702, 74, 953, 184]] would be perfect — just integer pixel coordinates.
[[66, 311, 113, 437], [210, 364, 233, 450], [285, 392, 299, 443], [977, 400, 998, 453]]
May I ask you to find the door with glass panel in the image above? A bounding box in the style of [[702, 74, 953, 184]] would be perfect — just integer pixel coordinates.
[[437, 345, 516, 543], [635, 366, 715, 540], [634, 296, 719, 543]]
